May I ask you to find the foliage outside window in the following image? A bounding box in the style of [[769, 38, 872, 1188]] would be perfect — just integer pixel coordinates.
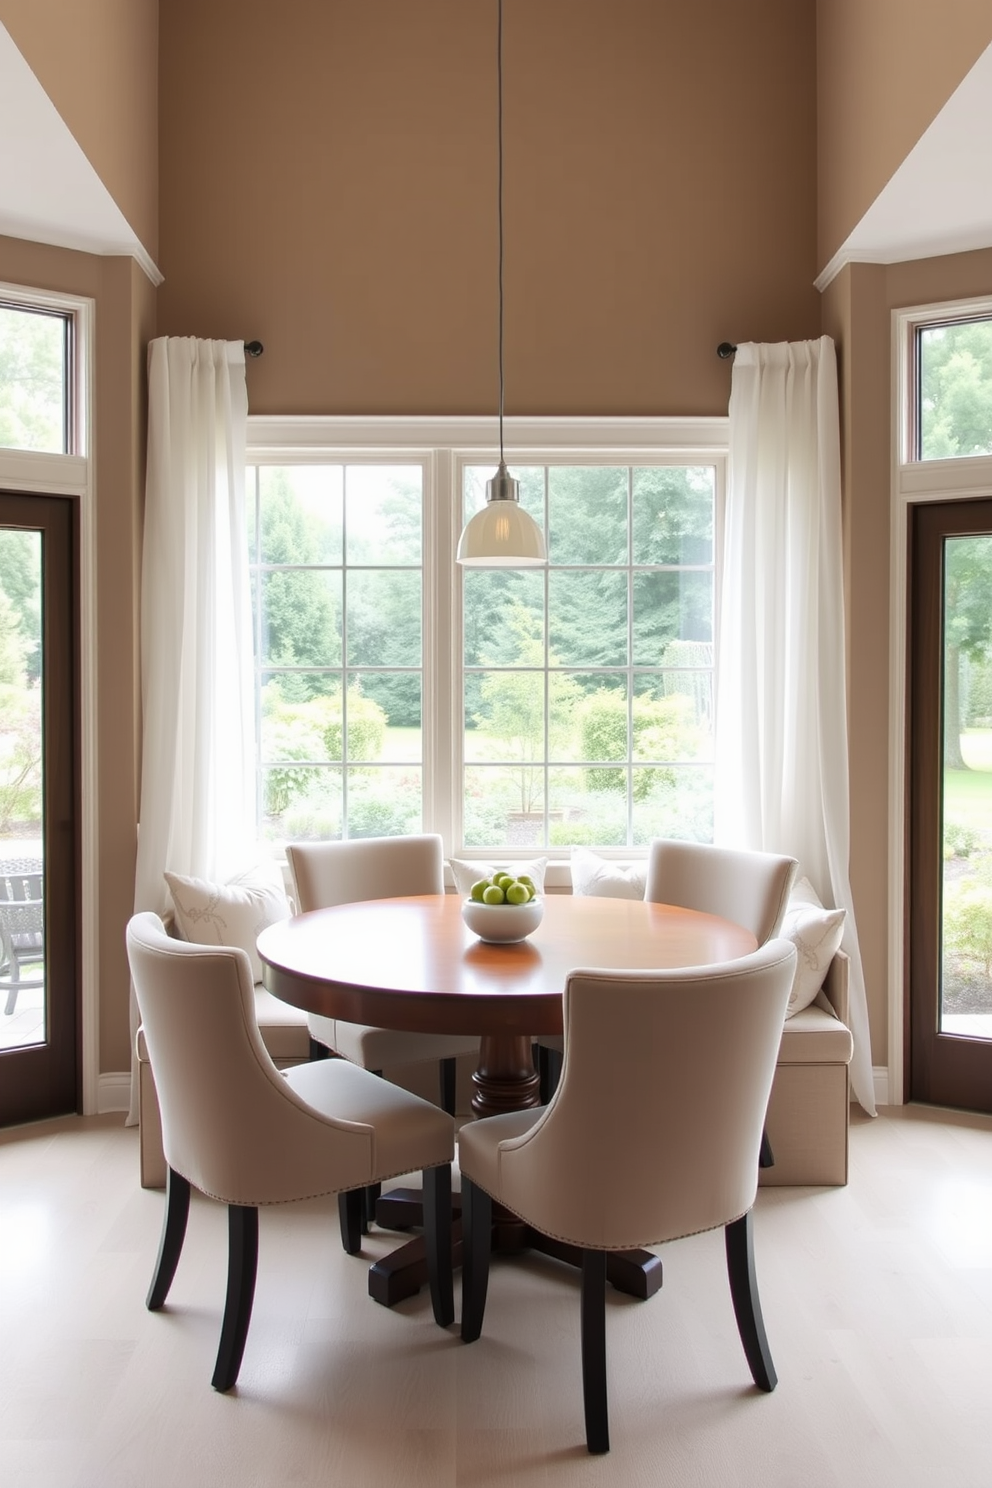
[[462, 464, 714, 849], [248, 423, 722, 855], [918, 317, 992, 460], [0, 303, 69, 454]]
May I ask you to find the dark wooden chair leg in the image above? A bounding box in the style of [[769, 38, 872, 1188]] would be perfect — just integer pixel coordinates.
[[581, 1249, 610, 1454], [423, 1163, 454, 1326], [725, 1209, 777, 1392], [146, 1166, 191, 1310], [538, 1045, 562, 1105], [460, 1177, 492, 1343], [758, 1128, 775, 1168], [338, 1188, 365, 1254], [212, 1204, 259, 1392], [439, 1056, 457, 1115]]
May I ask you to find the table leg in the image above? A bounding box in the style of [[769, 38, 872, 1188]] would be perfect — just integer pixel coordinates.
[[471, 1033, 541, 1117]]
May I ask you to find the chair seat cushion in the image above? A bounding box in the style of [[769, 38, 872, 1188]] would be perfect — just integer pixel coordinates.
[[285, 1057, 453, 1182], [308, 1012, 477, 1070], [777, 1003, 853, 1063]]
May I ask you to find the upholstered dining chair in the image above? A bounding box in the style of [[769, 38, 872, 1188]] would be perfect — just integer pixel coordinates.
[[286, 835, 479, 1114], [537, 840, 798, 1104], [458, 938, 798, 1454], [126, 911, 455, 1392]]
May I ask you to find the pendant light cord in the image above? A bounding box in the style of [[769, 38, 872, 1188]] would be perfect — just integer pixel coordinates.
[[497, 0, 506, 467]]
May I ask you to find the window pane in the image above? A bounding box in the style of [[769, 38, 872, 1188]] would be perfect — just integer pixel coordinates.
[[633, 671, 713, 762], [554, 676, 628, 764], [919, 320, 992, 460], [548, 768, 629, 847], [631, 765, 714, 844], [349, 670, 422, 753], [548, 466, 626, 564], [468, 671, 545, 761], [463, 571, 544, 666], [632, 467, 714, 565], [548, 570, 627, 666], [346, 570, 421, 666], [632, 571, 712, 664], [345, 466, 422, 564], [260, 569, 341, 667], [464, 765, 545, 846], [259, 466, 342, 564], [346, 767, 422, 836], [0, 305, 68, 453], [261, 764, 342, 842]]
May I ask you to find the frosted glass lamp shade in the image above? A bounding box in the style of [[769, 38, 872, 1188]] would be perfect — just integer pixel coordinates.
[[456, 463, 547, 566]]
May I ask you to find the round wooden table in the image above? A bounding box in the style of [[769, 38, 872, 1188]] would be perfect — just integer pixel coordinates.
[[258, 892, 757, 1307]]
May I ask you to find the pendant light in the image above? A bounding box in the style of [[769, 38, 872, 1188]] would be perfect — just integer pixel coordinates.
[[456, 0, 547, 567]]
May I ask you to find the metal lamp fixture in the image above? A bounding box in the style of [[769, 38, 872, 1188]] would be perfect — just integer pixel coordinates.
[[456, 0, 547, 567]]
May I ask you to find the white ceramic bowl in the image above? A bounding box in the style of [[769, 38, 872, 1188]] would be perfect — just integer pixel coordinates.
[[461, 895, 544, 944]]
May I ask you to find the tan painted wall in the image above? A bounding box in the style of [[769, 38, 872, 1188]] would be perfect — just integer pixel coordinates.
[[817, 0, 992, 272], [823, 247, 992, 1081], [0, 0, 159, 260], [157, 0, 820, 418], [0, 235, 154, 1077]]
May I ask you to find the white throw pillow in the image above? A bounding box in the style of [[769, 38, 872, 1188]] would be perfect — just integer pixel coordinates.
[[781, 899, 846, 1017], [570, 847, 646, 901], [164, 860, 292, 984], [448, 856, 548, 898]]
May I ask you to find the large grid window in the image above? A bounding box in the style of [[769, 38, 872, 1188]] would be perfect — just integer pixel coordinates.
[[247, 419, 725, 858], [462, 463, 714, 848]]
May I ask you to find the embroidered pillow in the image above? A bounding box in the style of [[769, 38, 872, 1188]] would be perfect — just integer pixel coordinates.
[[164, 860, 292, 984], [570, 847, 646, 901]]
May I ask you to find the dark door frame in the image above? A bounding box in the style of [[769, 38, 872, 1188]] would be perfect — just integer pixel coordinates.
[[908, 495, 992, 1112], [0, 490, 80, 1124]]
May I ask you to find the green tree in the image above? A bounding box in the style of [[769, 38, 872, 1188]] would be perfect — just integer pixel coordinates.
[[257, 470, 339, 695], [944, 537, 992, 770], [920, 320, 992, 459], [473, 604, 582, 812], [0, 306, 66, 453]]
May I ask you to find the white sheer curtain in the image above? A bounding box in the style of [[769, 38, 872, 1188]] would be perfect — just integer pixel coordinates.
[[127, 338, 254, 1122], [715, 336, 876, 1115]]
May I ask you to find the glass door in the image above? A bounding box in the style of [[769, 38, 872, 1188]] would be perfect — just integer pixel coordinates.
[[910, 498, 992, 1112], [0, 493, 77, 1124]]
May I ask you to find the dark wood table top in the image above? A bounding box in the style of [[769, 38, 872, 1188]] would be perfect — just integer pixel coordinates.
[[257, 893, 758, 1038]]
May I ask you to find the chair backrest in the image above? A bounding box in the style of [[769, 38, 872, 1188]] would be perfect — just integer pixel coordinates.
[[286, 834, 444, 912], [126, 911, 375, 1205], [492, 939, 797, 1251], [0, 859, 44, 932], [645, 839, 798, 944]]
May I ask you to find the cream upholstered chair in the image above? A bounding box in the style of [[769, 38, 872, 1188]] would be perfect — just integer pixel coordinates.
[[645, 839, 798, 944], [286, 835, 478, 1113], [126, 912, 454, 1392], [458, 938, 797, 1454], [537, 839, 798, 1103]]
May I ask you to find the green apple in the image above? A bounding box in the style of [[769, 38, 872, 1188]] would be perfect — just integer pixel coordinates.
[[505, 881, 529, 905], [470, 879, 489, 902], [482, 883, 506, 905]]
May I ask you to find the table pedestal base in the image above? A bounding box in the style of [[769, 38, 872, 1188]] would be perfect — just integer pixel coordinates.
[[367, 1189, 663, 1310]]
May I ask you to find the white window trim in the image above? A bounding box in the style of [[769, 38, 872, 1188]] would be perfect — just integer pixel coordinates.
[[889, 295, 992, 1105], [0, 283, 98, 1113], [248, 414, 728, 885]]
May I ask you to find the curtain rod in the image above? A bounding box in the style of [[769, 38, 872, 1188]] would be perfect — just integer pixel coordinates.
[[244, 340, 264, 358], [716, 342, 737, 359]]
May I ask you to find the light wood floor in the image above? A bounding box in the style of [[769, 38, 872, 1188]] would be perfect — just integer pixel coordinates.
[[1, 1103, 990, 1487]]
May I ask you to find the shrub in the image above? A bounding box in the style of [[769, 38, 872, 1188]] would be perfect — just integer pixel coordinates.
[[944, 868, 992, 977]]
